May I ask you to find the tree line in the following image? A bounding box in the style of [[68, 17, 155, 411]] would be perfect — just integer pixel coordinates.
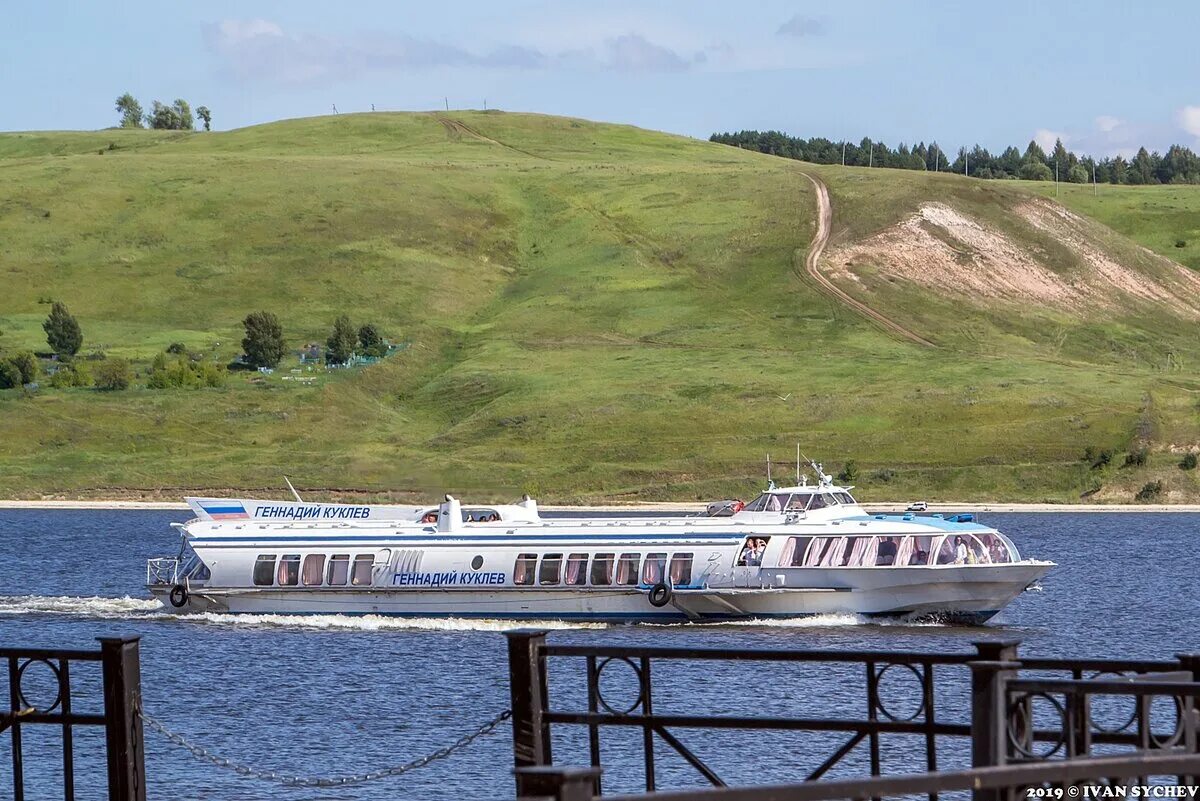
[[709, 130, 1200, 185], [115, 93, 211, 131]]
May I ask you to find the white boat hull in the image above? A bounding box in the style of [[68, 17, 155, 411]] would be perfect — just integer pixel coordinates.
[[151, 562, 1049, 624]]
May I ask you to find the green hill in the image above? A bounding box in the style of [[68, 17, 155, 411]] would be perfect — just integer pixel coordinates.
[[1, 111, 1198, 503]]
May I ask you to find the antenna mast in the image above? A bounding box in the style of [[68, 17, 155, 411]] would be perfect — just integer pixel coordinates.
[[283, 476, 304, 503], [796, 443, 801, 486]]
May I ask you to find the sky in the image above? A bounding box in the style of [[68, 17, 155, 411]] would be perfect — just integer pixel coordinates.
[[4, 0, 1200, 158]]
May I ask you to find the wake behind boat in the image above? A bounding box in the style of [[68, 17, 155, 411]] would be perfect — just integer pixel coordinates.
[[148, 467, 1053, 624]]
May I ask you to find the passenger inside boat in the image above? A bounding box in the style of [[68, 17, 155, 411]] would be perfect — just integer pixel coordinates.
[[737, 538, 769, 566], [421, 511, 438, 523], [876, 536, 898, 566]]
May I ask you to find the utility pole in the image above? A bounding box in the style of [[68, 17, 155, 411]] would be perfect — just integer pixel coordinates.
[[868, 140, 873, 168], [965, 150, 969, 176], [1093, 161, 1098, 197], [934, 144, 939, 172], [1055, 160, 1059, 197], [444, 97, 449, 111], [841, 140, 846, 166]]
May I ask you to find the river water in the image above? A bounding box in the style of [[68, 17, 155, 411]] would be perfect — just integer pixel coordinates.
[[1, 510, 1197, 800]]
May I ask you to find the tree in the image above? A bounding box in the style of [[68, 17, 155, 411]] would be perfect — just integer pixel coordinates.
[[1018, 161, 1053, 181], [8, 352, 39, 384], [1051, 139, 1071, 180], [196, 106, 212, 132], [358, 323, 387, 357], [49, 362, 91, 388], [326, 315, 357, 365], [0, 360, 21, 389], [146, 99, 195, 131], [1068, 164, 1090, 184], [241, 311, 285, 368], [115, 93, 144, 129], [93, 358, 133, 391], [43, 301, 83, 356], [173, 99, 194, 131]]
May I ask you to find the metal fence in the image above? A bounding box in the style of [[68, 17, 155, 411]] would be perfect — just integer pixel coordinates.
[[2, 637, 145, 801], [505, 631, 1200, 800]]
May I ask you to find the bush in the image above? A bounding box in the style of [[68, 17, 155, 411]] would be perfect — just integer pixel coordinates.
[[241, 311, 285, 368], [870, 468, 897, 484], [1180, 453, 1197, 471], [93, 358, 133, 391], [1175, 240, 1187, 249], [1124, 447, 1149, 467], [7, 352, 39, 384], [1134, 480, 1163, 502], [43, 301, 83, 356], [0, 360, 22, 389], [148, 355, 226, 389], [166, 342, 187, 355], [836, 460, 859, 484], [1019, 161, 1054, 181], [1089, 448, 1113, 470], [49, 362, 92, 388]]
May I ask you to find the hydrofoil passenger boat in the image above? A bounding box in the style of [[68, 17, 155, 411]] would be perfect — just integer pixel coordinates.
[[148, 471, 1051, 623]]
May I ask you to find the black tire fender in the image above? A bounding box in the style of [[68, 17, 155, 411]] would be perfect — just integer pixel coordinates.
[[648, 583, 672, 608], [168, 584, 189, 608]]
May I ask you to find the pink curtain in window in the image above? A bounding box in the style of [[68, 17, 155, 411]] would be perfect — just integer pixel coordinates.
[[820, 538, 847, 566], [847, 538, 869, 566], [804, 540, 824, 566], [860, 538, 879, 566], [779, 538, 797, 566], [566, 558, 583, 584], [895, 537, 915, 566]]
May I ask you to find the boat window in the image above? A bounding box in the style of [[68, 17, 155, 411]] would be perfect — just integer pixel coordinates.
[[350, 554, 374, 586], [894, 536, 932, 566], [875, 537, 900, 566], [642, 553, 667, 585], [277, 554, 300, 586], [564, 553, 588, 585], [835, 492, 856, 504], [741, 493, 770, 512], [935, 536, 958, 565], [539, 554, 563, 585], [962, 534, 989, 564], [818, 537, 847, 566], [982, 533, 1017, 563], [514, 553, 537, 586], [465, 508, 501, 522], [591, 553, 614, 586], [763, 494, 788, 512], [326, 554, 350, 585], [615, 553, 641, 585], [302, 554, 325, 586], [786, 494, 810, 511], [808, 493, 829, 511], [669, 553, 693, 585], [253, 554, 276, 586], [843, 537, 878, 567], [778, 537, 812, 566]]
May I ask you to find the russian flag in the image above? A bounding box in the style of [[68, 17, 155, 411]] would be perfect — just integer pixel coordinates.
[[201, 503, 250, 520]]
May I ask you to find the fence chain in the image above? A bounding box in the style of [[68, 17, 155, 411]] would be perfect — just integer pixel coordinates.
[[139, 708, 512, 788]]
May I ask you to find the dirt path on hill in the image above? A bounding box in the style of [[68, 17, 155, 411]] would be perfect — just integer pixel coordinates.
[[435, 115, 551, 161], [799, 172, 936, 347]]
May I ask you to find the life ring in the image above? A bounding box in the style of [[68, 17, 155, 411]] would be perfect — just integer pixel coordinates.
[[168, 584, 189, 608], [648, 583, 672, 608]]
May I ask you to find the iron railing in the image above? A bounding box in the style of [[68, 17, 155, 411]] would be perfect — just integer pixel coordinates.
[[2, 637, 145, 801], [506, 631, 1200, 800]]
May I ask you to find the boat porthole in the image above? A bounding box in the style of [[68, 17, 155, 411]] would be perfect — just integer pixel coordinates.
[[471, 555, 484, 570]]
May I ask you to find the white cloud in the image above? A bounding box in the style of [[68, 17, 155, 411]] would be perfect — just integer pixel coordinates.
[[1094, 115, 1123, 133], [1033, 128, 1069, 151], [777, 15, 826, 37], [205, 18, 713, 85], [1178, 106, 1200, 138]]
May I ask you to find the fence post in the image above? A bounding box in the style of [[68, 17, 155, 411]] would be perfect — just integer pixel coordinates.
[[1176, 653, 1200, 785], [508, 629, 552, 795], [970, 640, 1020, 801], [98, 637, 145, 801], [515, 766, 601, 801]]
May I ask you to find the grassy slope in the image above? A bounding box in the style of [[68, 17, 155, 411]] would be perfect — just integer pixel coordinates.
[[0, 112, 1197, 502]]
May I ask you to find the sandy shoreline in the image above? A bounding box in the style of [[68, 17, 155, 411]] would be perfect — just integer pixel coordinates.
[[2, 499, 1199, 513]]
